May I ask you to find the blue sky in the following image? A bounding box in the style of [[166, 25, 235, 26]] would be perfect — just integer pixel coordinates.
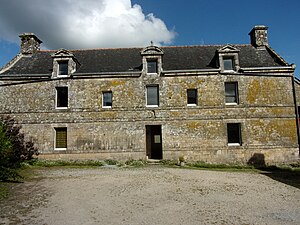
[[0, 0, 299, 76]]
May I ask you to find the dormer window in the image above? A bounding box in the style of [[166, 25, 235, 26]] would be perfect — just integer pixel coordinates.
[[58, 61, 68, 76], [147, 59, 158, 74], [141, 45, 164, 76], [51, 49, 79, 78], [217, 45, 240, 72], [223, 57, 234, 71]]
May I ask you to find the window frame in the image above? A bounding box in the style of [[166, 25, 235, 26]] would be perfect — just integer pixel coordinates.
[[146, 85, 159, 107], [147, 59, 158, 74], [57, 60, 69, 77], [54, 127, 67, 150], [225, 82, 239, 105], [102, 91, 112, 108], [56, 87, 68, 109], [223, 57, 234, 71], [187, 89, 198, 106], [227, 123, 242, 146]]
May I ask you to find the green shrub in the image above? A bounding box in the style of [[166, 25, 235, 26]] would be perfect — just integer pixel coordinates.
[[0, 167, 22, 181], [0, 116, 39, 181]]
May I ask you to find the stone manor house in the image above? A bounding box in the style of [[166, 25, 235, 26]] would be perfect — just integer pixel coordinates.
[[0, 25, 299, 164]]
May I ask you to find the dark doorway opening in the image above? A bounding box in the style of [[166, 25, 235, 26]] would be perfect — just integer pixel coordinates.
[[146, 125, 162, 159]]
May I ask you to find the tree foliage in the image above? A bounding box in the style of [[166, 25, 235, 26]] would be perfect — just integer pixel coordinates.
[[0, 116, 39, 181]]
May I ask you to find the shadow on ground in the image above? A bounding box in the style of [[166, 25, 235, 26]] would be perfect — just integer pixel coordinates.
[[248, 153, 300, 189]]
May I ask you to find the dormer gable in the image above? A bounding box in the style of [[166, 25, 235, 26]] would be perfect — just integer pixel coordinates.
[[217, 44, 240, 53], [141, 45, 164, 56], [141, 45, 164, 75], [217, 45, 240, 72], [51, 49, 79, 78], [51, 48, 75, 58]]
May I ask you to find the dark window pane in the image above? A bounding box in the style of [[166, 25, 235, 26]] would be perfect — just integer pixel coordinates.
[[187, 89, 197, 105], [147, 86, 159, 105], [103, 92, 112, 107], [147, 60, 157, 73], [226, 96, 237, 103], [55, 127, 67, 148], [58, 61, 68, 75], [227, 123, 241, 144], [225, 82, 238, 104], [56, 87, 68, 108], [224, 58, 234, 71]]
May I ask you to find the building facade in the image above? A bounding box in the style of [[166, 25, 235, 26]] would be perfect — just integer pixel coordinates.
[[0, 26, 299, 164]]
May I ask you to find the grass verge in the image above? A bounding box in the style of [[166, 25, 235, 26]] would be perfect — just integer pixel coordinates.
[[0, 184, 9, 200]]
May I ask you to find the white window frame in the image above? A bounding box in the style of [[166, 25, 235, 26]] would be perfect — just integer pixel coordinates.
[[57, 60, 69, 77], [187, 89, 198, 106], [102, 91, 112, 108], [227, 123, 242, 146], [223, 57, 235, 72], [225, 82, 238, 105], [146, 85, 159, 107], [54, 127, 67, 150], [56, 87, 68, 109]]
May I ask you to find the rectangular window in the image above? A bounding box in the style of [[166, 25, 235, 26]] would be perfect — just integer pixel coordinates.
[[56, 87, 68, 108], [147, 60, 157, 74], [227, 123, 242, 145], [223, 58, 234, 71], [102, 91, 112, 108], [187, 89, 198, 105], [58, 61, 68, 76], [55, 127, 67, 149], [225, 82, 238, 104], [146, 85, 159, 106]]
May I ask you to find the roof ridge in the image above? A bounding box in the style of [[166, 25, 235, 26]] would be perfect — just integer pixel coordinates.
[[37, 44, 253, 52]]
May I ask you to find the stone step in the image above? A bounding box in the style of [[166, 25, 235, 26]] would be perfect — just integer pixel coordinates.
[[147, 159, 161, 165]]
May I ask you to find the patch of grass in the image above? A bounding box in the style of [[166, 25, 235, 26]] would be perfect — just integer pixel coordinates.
[[189, 161, 253, 169], [290, 162, 300, 169], [104, 159, 119, 165], [28, 159, 104, 167], [159, 159, 177, 166], [22, 159, 151, 169], [183, 161, 258, 172], [0, 184, 10, 200], [125, 159, 147, 167], [183, 161, 300, 173]]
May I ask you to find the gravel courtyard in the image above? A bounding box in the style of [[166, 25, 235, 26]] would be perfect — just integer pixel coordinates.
[[1, 166, 300, 225]]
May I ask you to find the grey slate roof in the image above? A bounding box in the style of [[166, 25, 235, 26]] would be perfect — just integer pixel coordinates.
[[1, 44, 288, 75]]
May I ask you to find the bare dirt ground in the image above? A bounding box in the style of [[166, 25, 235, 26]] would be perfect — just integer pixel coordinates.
[[1, 166, 300, 225]]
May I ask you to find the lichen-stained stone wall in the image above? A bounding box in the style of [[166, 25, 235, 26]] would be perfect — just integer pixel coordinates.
[[294, 80, 300, 107], [0, 73, 298, 164]]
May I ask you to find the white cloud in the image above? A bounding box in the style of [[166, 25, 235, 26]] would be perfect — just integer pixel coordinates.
[[0, 0, 176, 49]]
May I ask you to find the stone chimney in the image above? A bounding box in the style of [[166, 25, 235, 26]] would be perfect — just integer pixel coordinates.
[[19, 33, 42, 55], [249, 25, 268, 48]]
